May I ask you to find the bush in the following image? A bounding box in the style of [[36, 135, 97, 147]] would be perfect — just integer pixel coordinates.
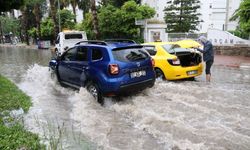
[[229, 28, 249, 40], [0, 75, 31, 112], [0, 124, 45, 150], [0, 74, 45, 149]]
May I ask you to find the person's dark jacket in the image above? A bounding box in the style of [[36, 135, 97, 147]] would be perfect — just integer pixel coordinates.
[[197, 41, 214, 62]]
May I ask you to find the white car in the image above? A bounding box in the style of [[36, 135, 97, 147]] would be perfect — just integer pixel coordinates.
[[55, 30, 87, 56]]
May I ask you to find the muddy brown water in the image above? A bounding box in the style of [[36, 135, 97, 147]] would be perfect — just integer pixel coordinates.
[[1, 46, 250, 150]]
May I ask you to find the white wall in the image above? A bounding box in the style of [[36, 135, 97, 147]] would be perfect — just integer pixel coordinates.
[[141, 0, 169, 22], [207, 28, 250, 46], [142, 0, 241, 32]]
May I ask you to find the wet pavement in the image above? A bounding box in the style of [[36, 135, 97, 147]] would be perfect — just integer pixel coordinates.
[[214, 55, 250, 68], [0, 46, 250, 150]]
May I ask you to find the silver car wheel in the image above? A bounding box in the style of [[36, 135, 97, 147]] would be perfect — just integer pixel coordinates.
[[89, 85, 98, 100]]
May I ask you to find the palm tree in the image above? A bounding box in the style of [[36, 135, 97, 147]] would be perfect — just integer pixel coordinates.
[[70, 0, 79, 23], [78, 0, 91, 17], [20, 6, 30, 45], [59, 0, 69, 9], [33, 3, 41, 38], [49, 0, 57, 42], [90, 0, 99, 39]]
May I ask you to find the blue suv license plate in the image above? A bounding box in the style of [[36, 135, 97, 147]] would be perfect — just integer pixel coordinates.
[[131, 70, 146, 78]]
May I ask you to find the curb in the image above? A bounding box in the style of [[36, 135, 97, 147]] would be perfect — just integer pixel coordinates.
[[240, 63, 250, 69]]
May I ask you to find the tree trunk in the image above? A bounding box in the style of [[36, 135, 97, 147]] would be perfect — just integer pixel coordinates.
[[20, 7, 29, 45], [49, 0, 57, 44], [90, 0, 100, 40], [34, 3, 41, 39], [71, 1, 77, 23]]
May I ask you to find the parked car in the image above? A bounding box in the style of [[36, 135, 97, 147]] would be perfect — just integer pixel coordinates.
[[49, 41, 155, 104], [142, 39, 203, 80], [54, 30, 87, 56]]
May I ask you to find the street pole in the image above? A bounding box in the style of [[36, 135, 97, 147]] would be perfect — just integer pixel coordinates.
[[58, 0, 61, 32], [225, 0, 229, 31], [145, 19, 147, 42], [0, 19, 3, 43]]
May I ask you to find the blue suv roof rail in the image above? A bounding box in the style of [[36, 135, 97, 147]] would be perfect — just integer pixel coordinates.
[[104, 39, 137, 44], [112, 45, 143, 51], [75, 40, 108, 46]]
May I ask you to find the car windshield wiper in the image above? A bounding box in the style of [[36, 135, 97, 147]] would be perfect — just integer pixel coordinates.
[[126, 51, 145, 61]]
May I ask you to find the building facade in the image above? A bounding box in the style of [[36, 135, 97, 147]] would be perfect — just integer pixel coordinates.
[[141, 0, 241, 33]]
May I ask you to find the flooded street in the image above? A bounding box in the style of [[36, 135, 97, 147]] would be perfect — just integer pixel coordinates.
[[1, 46, 250, 150]]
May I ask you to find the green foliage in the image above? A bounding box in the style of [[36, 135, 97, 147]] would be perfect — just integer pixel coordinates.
[[26, 17, 53, 40], [80, 0, 155, 40], [78, 0, 91, 16], [164, 0, 202, 33], [229, 27, 249, 40], [0, 75, 31, 112], [28, 27, 38, 38], [57, 9, 76, 30], [230, 0, 250, 37], [0, 0, 25, 12], [41, 18, 55, 39], [0, 124, 45, 150], [0, 75, 45, 149], [76, 13, 95, 39], [100, 0, 141, 7], [0, 16, 20, 35]]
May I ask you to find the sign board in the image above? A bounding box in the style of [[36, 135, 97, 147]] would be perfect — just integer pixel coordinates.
[[38, 40, 51, 49], [135, 19, 145, 25]]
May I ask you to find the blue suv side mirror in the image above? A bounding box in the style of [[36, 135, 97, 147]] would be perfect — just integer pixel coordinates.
[[49, 58, 58, 71]]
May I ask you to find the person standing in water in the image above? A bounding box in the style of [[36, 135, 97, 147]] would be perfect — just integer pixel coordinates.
[[197, 36, 214, 82]]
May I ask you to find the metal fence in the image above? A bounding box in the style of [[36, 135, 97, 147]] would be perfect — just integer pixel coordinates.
[[166, 33, 207, 42]]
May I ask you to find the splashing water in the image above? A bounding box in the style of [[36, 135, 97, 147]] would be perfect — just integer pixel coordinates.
[[17, 64, 250, 150]]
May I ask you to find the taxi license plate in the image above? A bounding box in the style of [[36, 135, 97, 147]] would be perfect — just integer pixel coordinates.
[[187, 70, 198, 76], [131, 70, 146, 78]]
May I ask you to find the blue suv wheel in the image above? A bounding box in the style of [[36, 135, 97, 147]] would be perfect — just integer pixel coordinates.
[[86, 82, 104, 105]]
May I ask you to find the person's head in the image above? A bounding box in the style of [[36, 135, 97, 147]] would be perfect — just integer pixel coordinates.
[[197, 36, 207, 44]]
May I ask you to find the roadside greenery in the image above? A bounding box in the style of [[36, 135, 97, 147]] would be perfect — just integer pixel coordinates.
[[41, 18, 55, 40], [1, 0, 152, 44], [230, 0, 250, 39], [100, 0, 141, 7], [79, 1, 155, 41], [27, 8, 75, 41], [57, 9, 76, 30], [0, 16, 20, 36], [0, 74, 45, 150], [229, 27, 249, 40], [164, 0, 202, 33]]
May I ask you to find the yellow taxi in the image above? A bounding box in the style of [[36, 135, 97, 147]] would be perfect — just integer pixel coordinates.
[[143, 39, 203, 80]]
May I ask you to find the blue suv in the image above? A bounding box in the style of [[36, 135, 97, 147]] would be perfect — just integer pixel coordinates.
[[49, 40, 155, 104]]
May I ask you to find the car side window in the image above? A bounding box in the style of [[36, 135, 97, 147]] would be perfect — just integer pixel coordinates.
[[92, 48, 103, 61], [144, 46, 157, 56], [62, 47, 77, 61], [76, 47, 88, 61]]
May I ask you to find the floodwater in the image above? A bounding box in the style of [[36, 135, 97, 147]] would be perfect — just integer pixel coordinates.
[[1, 46, 250, 150]]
